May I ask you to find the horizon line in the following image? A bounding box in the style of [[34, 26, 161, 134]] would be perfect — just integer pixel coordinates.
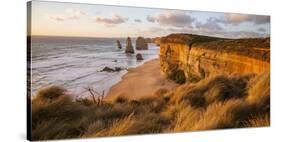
[[28, 34, 157, 39], [27, 34, 270, 39]]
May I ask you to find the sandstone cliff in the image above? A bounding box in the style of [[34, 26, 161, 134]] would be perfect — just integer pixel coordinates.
[[160, 34, 270, 83]]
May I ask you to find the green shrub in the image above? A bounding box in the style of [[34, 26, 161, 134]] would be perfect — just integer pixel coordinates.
[[169, 70, 186, 84], [187, 72, 201, 83]]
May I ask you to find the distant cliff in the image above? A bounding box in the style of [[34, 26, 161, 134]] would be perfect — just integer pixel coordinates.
[[159, 34, 270, 83], [152, 37, 162, 46]]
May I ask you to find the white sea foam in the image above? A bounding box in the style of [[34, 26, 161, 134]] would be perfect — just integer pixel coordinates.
[[31, 36, 159, 97]]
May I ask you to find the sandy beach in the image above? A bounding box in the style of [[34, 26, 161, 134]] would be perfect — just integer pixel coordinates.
[[106, 58, 178, 100]]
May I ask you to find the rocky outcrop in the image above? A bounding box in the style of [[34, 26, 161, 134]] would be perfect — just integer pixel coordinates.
[[152, 37, 162, 46], [125, 37, 134, 53], [145, 38, 152, 43], [116, 40, 122, 49], [136, 53, 143, 60], [101, 67, 123, 72], [136, 37, 148, 50], [160, 34, 270, 83]]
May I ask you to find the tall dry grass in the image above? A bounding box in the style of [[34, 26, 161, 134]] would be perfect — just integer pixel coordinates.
[[169, 73, 270, 132], [31, 73, 270, 140]]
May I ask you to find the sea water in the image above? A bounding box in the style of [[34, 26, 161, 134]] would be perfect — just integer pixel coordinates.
[[31, 36, 159, 97]]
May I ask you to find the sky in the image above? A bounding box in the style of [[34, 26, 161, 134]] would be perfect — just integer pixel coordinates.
[[30, 1, 270, 38]]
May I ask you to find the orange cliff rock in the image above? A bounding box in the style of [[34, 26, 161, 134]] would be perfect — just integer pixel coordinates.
[[159, 34, 270, 81]]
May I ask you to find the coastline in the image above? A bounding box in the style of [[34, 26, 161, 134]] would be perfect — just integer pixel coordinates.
[[106, 58, 179, 101], [30, 33, 270, 140]]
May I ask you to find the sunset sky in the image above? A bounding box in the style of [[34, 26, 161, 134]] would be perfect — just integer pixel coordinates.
[[30, 1, 270, 38]]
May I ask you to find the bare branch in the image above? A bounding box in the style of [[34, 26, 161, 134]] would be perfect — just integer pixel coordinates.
[[84, 86, 105, 106], [84, 86, 97, 104]]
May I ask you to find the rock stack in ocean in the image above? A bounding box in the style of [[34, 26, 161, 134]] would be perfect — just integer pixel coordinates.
[[136, 53, 143, 60], [125, 37, 134, 53], [116, 40, 122, 49], [136, 36, 148, 50], [145, 38, 152, 43]]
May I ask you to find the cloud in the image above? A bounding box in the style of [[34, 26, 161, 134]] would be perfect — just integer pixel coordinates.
[[165, 25, 268, 39], [147, 27, 170, 36], [164, 17, 224, 36], [146, 11, 269, 38], [95, 14, 128, 25], [65, 8, 85, 20], [146, 10, 195, 27], [222, 31, 269, 38], [218, 13, 270, 25], [253, 16, 270, 24], [95, 11, 102, 15], [134, 19, 142, 23], [202, 30, 268, 38], [222, 14, 251, 25], [49, 15, 65, 21], [195, 18, 223, 32], [149, 27, 165, 33], [257, 27, 266, 32], [49, 8, 85, 21]]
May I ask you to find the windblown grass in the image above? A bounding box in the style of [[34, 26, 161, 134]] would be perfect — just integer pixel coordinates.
[[31, 73, 270, 140]]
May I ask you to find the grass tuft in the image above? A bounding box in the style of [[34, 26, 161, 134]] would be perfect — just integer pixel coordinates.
[[31, 73, 270, 140]]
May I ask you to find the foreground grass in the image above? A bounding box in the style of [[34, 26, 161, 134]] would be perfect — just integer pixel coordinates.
[[31, 73, 270, 140]]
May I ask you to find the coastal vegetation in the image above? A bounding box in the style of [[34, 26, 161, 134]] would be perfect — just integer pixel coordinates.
[[169, 69, 186, 84], [31, 72, 269, 140]]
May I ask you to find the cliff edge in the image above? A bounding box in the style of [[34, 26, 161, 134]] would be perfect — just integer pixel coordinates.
[[160, 34, 270, 83]]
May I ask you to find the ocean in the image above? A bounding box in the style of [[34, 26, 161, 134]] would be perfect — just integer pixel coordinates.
[[31, 36, 159, 97]]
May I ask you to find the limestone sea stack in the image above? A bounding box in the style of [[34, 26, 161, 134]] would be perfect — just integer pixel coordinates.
[[145, 38, 152, 43], [125, 37, 134, 54], [136, 53, 144, 60], [136, 37, 148, 50], [116, 40, 122, 49]]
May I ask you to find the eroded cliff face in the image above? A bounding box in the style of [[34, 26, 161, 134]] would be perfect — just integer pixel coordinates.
[[160, 34, 270, 83]]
